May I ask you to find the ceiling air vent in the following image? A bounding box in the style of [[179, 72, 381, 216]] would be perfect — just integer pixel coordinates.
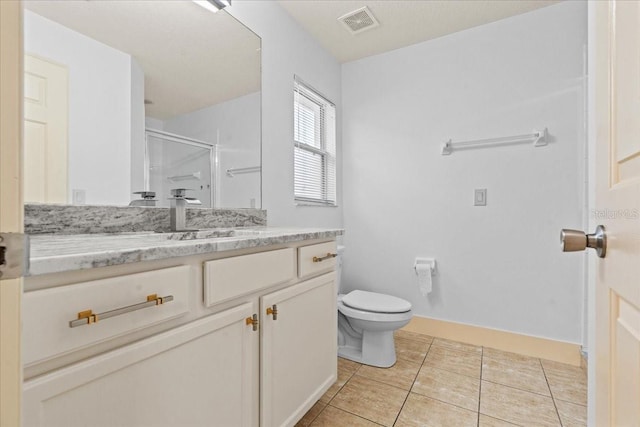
[[338, 6, 379, 35]]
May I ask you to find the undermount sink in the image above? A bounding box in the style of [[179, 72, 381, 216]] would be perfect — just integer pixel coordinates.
[[160, 228, 267, 241]]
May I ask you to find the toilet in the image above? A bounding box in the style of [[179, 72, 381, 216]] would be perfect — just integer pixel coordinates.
[[336, 246, 413, 368]]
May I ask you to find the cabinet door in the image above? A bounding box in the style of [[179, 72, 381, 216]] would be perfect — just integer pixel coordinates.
[[261, 272, 337, 427], [23, 302, 258, 427]]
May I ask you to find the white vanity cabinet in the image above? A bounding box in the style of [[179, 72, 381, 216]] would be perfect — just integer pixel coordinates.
[[23, 239, 338, 427], [23, 302, 257, 427], [260, 272, 337, 427], [203, 243, 337, 427]]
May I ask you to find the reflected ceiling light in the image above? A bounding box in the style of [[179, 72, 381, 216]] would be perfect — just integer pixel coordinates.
[[192, 0, 231, 13]]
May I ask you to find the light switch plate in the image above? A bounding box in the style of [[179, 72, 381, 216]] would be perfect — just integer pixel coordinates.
[[474, 189, 487, 206], [72, 189, 86, 205]]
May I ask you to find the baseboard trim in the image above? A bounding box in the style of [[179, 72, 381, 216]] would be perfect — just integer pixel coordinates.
[[402, 315, 582, 366]]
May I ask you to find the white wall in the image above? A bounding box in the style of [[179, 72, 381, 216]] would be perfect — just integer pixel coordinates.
[[163, 92, 261, 208], [24, 10, 132, 205], [228, 1, 343, 227], [146, 117, 164, 132], [342, 2, 587, 343], [130, 60, 146, 196]]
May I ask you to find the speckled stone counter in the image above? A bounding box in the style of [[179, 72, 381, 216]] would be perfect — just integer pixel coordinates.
[[28, 228, 344, 276], [25, 203, 267, 234]]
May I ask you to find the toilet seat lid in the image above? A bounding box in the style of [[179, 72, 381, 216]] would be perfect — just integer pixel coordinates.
[[342, 290, 412, 313]]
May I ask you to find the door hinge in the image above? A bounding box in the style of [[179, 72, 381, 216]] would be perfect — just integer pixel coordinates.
[[0, 232, 30, 281]]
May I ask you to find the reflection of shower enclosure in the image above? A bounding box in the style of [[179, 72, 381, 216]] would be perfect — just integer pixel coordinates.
[[145, 129, 216, 208]]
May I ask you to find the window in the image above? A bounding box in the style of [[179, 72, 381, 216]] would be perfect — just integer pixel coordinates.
[[294, 76, 336, 206]]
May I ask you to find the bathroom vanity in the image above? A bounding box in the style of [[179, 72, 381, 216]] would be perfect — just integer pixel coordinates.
[[22, 227, 342, 427]]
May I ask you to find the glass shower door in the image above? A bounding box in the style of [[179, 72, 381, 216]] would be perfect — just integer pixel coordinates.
[[145, 129, 215, 208]]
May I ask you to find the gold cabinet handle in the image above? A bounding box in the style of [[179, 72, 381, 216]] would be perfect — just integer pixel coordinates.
[[69, 294, 174, 328], [245, 314, 259, 331], [312, 253, 337, 263], [266, 304, 278, 320]]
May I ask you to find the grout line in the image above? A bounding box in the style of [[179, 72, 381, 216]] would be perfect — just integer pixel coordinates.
[[301, 401, 326, 427], [304, 362, 363, 425], [351, 374, 413, 393], [480, 414, 526, 427], [554, 397, 587, 407], [479, 379, 556, 398], [408, 390, 481, 415], [540, 358, 564, 427], [319, 362, 361, 408], [391, 342, 432, 426], [324, 404, 386, 426]]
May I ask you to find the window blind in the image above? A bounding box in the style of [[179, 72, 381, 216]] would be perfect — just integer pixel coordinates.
[[294, 76, 336, 206]]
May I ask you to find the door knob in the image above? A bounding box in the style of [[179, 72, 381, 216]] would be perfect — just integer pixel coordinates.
[[560, 225, 607, 258]]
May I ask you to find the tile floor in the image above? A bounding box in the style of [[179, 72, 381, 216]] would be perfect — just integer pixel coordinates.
[[297, 330, 587, 427]]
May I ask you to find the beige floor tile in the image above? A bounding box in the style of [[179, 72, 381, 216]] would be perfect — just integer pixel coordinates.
[[320, 360, 359, 404], [412, 366, 480, 411], [541, 359, 585, 375], [480, 381, 561, 427], [555, 399, 587, 427], [296, 401, 327, 427], [482, 357, 550, 396], [395, 392, 478, 427], [396, 337, 430, 363], [431, 337, 482, 353], [395, 329, 434, 344], [356, 357, 422, 390], [310, 405, 381, 427], [483, 347, 541, 368], [330, 375, 408, 427], [541, 360, 587, 405], [338, 356, 362, 375], [423, 345, 482, 378], [478, 414, 520, 426]]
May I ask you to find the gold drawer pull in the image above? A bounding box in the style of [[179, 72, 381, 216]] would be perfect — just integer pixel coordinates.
[[266, 304, 278, 320], [312, 253, 337, 263], [246, 314, 259, 331], [69, 294, 174, 328]]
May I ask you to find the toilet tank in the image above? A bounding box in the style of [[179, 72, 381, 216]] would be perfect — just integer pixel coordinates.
[[336, 245, 345, 294]]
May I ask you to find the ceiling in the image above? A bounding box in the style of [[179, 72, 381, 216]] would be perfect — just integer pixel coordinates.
[[24, 1, 261, 120], [277, 0, 559, 63]]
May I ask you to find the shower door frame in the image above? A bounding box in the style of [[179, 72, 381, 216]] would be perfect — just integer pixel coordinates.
[[144, 128, 218, 208]]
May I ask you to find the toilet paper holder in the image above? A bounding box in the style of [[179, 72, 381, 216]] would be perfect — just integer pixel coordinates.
[[414, 258, 436, 274]]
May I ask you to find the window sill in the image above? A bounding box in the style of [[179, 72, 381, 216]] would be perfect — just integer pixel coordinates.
[[294, 201, 338, 208]]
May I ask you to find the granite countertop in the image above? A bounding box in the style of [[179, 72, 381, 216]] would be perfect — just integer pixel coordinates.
[[28, 227, 344, 276]]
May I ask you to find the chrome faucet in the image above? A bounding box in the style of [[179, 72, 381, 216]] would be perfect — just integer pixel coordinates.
[[169, 189, 202, 231], [129, 191, 157, 207]]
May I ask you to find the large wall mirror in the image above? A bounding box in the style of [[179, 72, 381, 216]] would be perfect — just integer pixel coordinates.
[[23, 1, 261, 209]]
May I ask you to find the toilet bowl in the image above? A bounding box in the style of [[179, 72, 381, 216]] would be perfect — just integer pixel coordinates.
[[336, 247, 413, 368]]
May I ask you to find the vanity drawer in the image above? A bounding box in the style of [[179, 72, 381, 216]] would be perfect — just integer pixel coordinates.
[[204, 248, 295, 307], [298, 241, 338, 279], [23, 265, 192, 366]]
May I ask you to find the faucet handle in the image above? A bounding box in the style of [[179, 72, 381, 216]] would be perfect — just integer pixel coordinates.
[[170, 188, 193, 198]]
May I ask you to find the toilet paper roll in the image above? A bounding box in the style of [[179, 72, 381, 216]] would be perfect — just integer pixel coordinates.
[[415, 264, 432, 296]]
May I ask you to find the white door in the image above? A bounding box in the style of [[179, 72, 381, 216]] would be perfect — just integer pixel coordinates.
[[0, 1, 24, 426], [23, 303, 257, 427], [260, 273, 337, 427], [593, 1, 640, 425], [23, 54, 68, 203]]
